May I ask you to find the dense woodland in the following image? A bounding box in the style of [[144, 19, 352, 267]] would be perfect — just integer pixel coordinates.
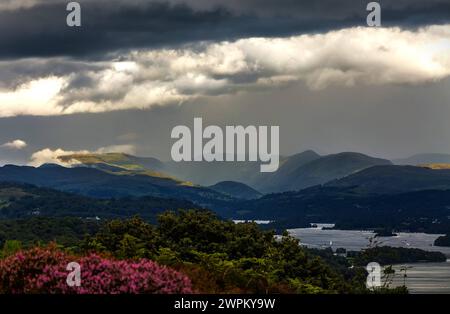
[[0, 210, 411, 294]]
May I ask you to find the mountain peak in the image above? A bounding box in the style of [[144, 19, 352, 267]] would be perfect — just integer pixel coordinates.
[[209, 181, 262, 200], [256, 151, 391, 193], [38, 163, 65, 169]]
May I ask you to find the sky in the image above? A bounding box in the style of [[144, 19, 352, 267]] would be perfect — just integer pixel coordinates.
[[1, 0, 450, 165]]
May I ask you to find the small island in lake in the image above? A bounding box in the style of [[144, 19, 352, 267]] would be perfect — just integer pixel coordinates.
[[349, 246, 447, 266], [434, 234, 450, 247], [374, 229, 398, 237]]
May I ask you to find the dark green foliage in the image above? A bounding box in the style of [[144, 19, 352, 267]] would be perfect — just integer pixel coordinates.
[[0, 217, 100, 248], [82, 216, 159, 259], [84, 210, 367, 293], [0, 210, 411, 294], [0, 240, 22, 258]]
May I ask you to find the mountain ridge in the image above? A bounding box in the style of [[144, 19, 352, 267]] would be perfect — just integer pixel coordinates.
[[0, 164, 233, 208], [327, 165, 450, 194], [256, 152, 391, 193], [57, 150, 392, 193]]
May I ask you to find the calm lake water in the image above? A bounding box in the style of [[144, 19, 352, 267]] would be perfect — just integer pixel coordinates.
[[390, 262, 450, 294], [288, 227, 450, 294], [288, 227, 450, 256]]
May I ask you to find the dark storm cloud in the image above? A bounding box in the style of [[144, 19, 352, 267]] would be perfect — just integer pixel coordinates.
[[1, 0, 449, 59]]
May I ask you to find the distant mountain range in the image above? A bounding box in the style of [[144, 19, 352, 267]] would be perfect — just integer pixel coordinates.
[[255, 151, 391, 193], [57, 151, 392, 193], [2, 149, 450, 232], [163, 151, 392, 193], [2, 150, 450, 199], [0, 163, 233, 209]]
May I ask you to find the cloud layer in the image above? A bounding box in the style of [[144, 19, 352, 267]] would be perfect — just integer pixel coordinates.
[[28, 144, 136, 166], [1, 25, 449, 118], [1, 0, 449, 59], [1, 139, 28, 149]]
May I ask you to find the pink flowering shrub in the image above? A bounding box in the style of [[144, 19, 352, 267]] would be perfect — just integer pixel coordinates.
[[0, 246, 192, 294]]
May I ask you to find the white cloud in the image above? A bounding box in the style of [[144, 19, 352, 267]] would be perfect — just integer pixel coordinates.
[[1, 139, 27, 150], [1, 25, 450, 118], [0, 77, 66, 118], [28, 148, 89, 167], [28, 144, 137, 167], [96, 144, 136, 155]]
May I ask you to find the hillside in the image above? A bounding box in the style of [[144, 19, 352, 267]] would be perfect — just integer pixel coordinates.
[[209, 181, 262, 200], [0, 182, 201, 222], [327, 165, 450, 194], [0, 164, 233, 208], [59, 153, 169, 177], [253, 150, 321, 192], [227, 186, 450, 233]]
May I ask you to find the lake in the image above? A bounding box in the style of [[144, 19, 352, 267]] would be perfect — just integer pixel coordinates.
[[288, 227, 450, 294], [390, 262, 450, 294], [288, 227, 450, 256]]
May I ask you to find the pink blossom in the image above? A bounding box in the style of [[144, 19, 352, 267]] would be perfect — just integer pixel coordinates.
[[0, 246, 192, 294]]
